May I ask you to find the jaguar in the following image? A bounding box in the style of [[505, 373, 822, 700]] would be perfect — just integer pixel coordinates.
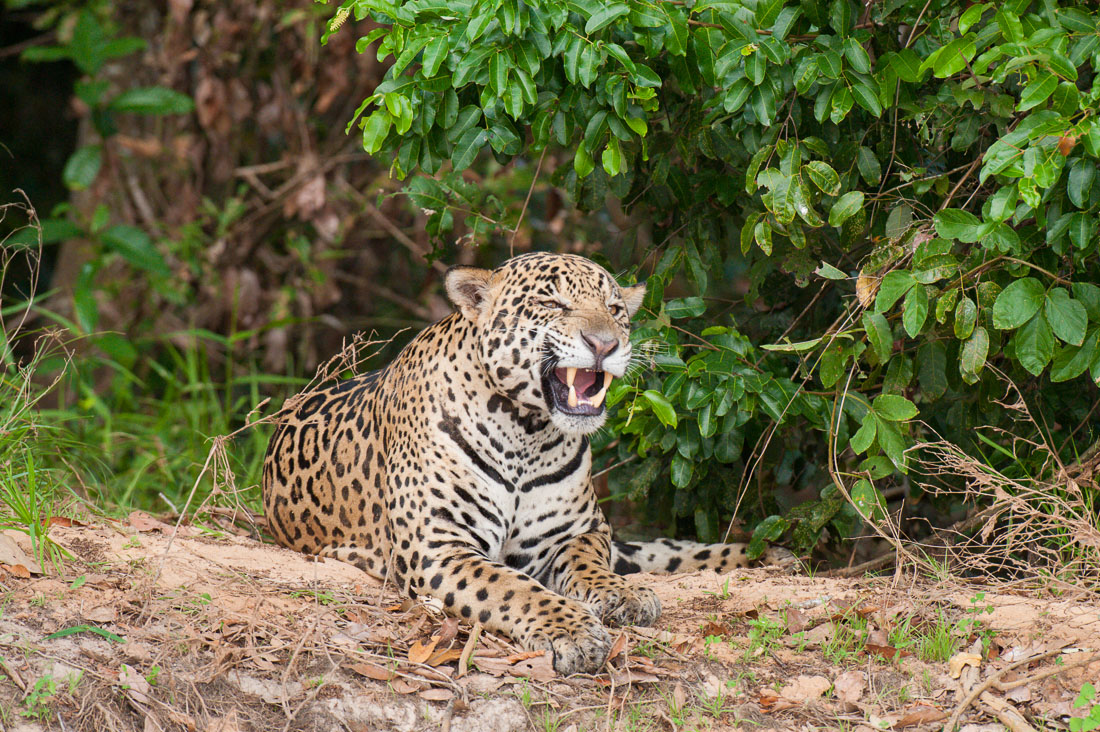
[[262, 252, 789, 674]]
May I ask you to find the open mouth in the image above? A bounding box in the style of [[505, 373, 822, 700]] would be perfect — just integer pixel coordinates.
[[546, 366, 613, 416]]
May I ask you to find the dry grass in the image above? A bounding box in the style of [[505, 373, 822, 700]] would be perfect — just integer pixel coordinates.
[[915, 376, 1100, 596]]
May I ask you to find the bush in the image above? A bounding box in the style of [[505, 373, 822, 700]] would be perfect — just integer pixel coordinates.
[[331, 0, 1100, 557]]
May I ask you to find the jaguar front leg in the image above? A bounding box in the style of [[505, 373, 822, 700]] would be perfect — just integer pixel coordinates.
[[414, 544, 613, 675], [545, 531, 661, 628]]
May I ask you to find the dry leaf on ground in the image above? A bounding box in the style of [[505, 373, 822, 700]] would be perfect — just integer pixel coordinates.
[[950, 652, 983, 678], [347, 661, 396, 681], [894, 705, 947, 727], [834, 670, 866, 704], [0, 532, 41, 575], [780, 674, 831, 702]]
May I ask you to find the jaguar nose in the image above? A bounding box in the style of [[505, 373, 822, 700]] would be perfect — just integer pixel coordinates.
[[582, 333, 619, 361]]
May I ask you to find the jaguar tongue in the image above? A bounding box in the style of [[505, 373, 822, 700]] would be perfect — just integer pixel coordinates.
[[558, 367, 598, 394]]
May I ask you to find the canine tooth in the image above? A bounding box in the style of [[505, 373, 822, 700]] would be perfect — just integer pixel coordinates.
[[566, 367, 577, 386], [568, 384, 578, 408], [588, 373, 613, 408]]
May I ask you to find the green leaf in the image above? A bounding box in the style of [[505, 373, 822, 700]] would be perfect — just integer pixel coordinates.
[[43, 624, 125, 643], [886, 49, 922, 82], [850, 412, 876, 454], [101, 225, 169, 276], [875, 270, 916, 313], [109, 86, 194, 115], [754, 219, 773, 255], [792, 180, 824, 226], [876, 419, 908, 473], [670, 452, 693, 488], [1017, 72, 1058, 112], [1068, 159, 1096, 209], [664, 6, 689, 56], [804, 161, 840, 196], [1073, 683, 1097, 709], [1048, 52, 1078, 82], [361, 110, 392, 154], [883, 354, 914, 393], [585, 3, 629, 33], [623, 114, 647, 137], [954, 296, 977, 339], [1069, 213, 1098, 251], [63, 145, 102, 191], [992, 277, 1045, 330], [850, 80, 882, 116], [1073, 282, 1100, 321], [959, 3, 990, 33], [421, 36, 449, 77], [934, 209, 986, 243], [643, 389, 678, 427], [1013, 312, 1055, 375], [490, 52, 509, 93], [392, 35, 432, 76], [602, 138, 623, 176], [959, 326, 990, 382], [604, 43, 635, 73], [903, 285, 928, 338], [666, 296, 706, 318], [988, 186, 1017, 222], [746, 514, 788, 560], [918, 342, 948, 400], [762, 337, 824, 352], [936, 288, 959, 324], [843, 37, 870, 74], [851, 478, 886, 520], [452, 126, 489, 172], [770, 5, 801, 39], [629, 4, 664, 27], [815, 261, 846, 280], [885, 204, 913, 239], [863, 311, 892, 363], [819, 344, 846, 388], [829, 85, 853, 123], [1044, 288, 1087, 346], [724, 78, 752, 114], [856, 147, 881, 185], [873, 394, 918, 421], [698, 401, 716, 438], [829, 0, 852, 33], [1051, 329, 1099, 383], [926, 37, 975, 78], [828, 191, 864, 227], [466, 11, 493, 41], [574, 139, 595, 177], [746, 50, 767, 85]]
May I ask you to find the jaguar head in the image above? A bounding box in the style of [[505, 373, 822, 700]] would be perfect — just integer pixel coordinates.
[[445, 253, 646, 435]]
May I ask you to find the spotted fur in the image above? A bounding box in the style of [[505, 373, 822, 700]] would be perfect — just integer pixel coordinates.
[[262, 253, 789, 675]]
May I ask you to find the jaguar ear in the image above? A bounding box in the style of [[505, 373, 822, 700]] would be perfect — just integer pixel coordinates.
[[445, 266, 493, 321], [622, 282, 647, 317]]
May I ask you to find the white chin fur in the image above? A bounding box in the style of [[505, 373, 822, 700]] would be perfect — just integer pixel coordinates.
[[550, 410, 607, 435]]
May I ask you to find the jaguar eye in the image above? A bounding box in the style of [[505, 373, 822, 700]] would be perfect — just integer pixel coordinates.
[[541, 299, 565, 310], [608, 303, 624, 317]]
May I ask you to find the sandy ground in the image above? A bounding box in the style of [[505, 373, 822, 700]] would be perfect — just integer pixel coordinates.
[[0, 519, 1097, 731]]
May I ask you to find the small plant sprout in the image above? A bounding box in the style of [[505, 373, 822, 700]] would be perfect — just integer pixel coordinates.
[[1071, 683, 1099, 732]]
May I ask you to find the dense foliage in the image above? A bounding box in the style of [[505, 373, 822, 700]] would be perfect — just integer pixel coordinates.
[[3, 0, 392, 512], [333, 0, 1100, 554]]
